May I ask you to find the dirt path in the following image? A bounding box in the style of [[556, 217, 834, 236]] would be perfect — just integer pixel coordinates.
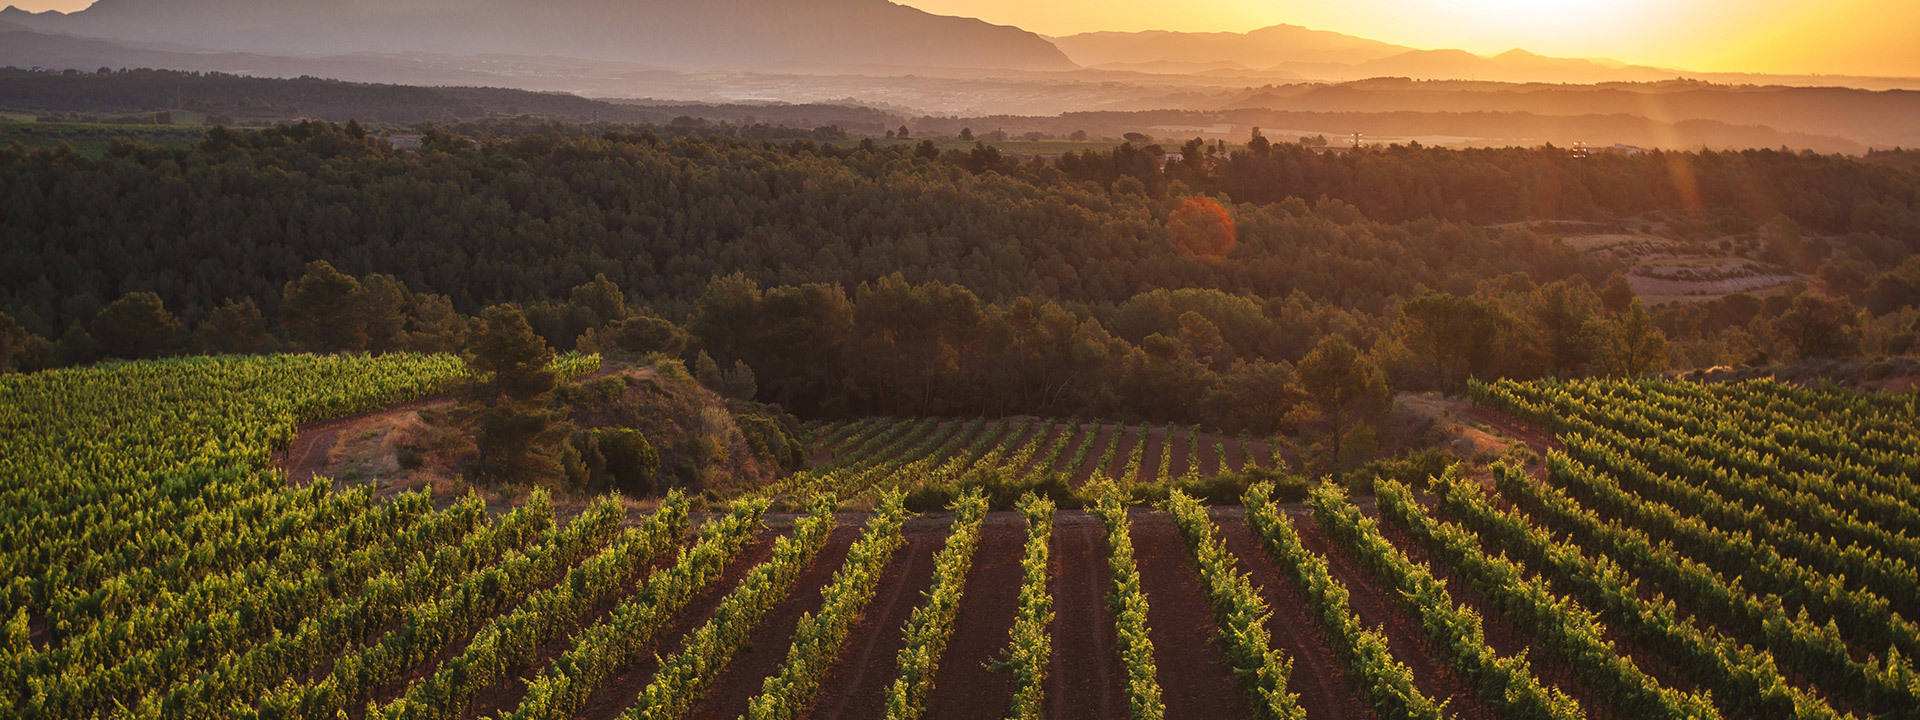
[[1215, 511, 1378, 720], [1046, 514, 1128, 720], [922, 522, 1025, 720], [274, 395, 451, 484], [1294, 516, 1500, 720], [813, 528, 945, 720], [1129, 513, 1253, 720], [1139, 427, 1168, 483], [1458, 405, 1563, 463], [685, 525, 864, 720]]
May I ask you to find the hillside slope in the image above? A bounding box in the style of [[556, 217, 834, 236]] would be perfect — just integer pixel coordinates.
[[1, 0, 1076, 72]]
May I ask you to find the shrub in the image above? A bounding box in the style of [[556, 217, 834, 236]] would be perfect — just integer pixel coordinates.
[[596, 427, 659, 495]]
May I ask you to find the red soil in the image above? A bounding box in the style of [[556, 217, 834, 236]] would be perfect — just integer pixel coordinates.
[[1139, 427, 1168, 482], [685, 525, 863, 720], [1070, 424, 1119, 487], [1222, 438, 1249, 475], [1037, 423, 1093, 476], [568, 532, 779, 720], [273, 396, 448, 484], [1214, 511, 1378, 720], [1045, 513, 1129, 720], [1198, 434, 1223, 476], [1102, 426, 1142, 485], [1128, 513, 1253, 720], [1167, 431, 1191, 479], [811, 527, 945, 720], [1461, 405, 1563, 461], [1014, 422, 1068, 476], [922, 521, 1025, 720], [1293, 515, 1501, 720]]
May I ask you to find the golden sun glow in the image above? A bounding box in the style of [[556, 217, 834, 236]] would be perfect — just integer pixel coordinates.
[[896, 0, 1920, 77], [1445, 0, 1655, 37], [7, 0, 1918, 76]]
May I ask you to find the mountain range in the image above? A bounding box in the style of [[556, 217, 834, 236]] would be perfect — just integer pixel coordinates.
[[1, 0, 1074, 72], [7, 1, 1916, 88]]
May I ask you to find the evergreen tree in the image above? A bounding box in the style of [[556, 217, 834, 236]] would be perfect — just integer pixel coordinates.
[[93, 291, 186, 360], [464, 304, 567, 487], [195, 298, 273, 355], [1294, 334, 1390, 470], [281, 260, 369, 353]]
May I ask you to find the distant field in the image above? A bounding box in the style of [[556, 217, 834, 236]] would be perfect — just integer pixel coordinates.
[[870, 137, 1127, 155], [0, 120, 209, 155]]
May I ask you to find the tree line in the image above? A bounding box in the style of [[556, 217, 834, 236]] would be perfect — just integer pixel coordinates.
[[4, 120, 1916, 468]]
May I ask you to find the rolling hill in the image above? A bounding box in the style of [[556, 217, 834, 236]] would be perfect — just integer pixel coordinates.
[[0, 0, 1076, 72]]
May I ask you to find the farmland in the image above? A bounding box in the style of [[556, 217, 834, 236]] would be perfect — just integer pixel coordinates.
[[4, 355, 1919, 720]]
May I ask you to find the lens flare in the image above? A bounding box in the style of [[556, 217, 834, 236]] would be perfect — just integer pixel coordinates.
[[1169, 196, 1236, 261]]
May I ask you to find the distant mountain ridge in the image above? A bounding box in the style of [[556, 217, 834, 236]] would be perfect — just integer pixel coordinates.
[[1053, 24, 1686, 84], [1053, 24, 1412, 68], [0, 0, 1075, 72]]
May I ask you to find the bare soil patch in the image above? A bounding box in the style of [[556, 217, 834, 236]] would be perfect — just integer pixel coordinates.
[[1101, 426, 1142, 485], [1045, 513, 1128, 720], [1221, 436, 1248, 474], [813, 528, 945, 720], [1139, 426, 1168, 482], [1129, 513, 1252, 720], [922, 522, 1025, 720]]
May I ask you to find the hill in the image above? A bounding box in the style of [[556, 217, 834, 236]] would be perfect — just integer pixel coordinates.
[[1051, 23, 1410, 68], [0, 67, 903, 130], [0, 0, 1076, 72]]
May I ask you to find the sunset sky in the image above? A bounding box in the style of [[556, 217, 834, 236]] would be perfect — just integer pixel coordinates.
[[902, 0, 1920, 77], [9, 0, 1918, 76]]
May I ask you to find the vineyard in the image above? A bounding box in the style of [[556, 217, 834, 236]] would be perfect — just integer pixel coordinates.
[[4, 355, 1919, 720], [774, 417, 1288, 506]]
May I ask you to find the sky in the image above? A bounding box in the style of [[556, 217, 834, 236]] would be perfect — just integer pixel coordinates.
[[9, 0, 1918, 76], [895, 0, 1920, 77]]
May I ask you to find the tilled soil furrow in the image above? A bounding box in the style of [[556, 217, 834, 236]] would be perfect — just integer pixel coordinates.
[[684, 525, 863, 720], [814, 529, 945, 720], [1046, 515, 1128, 720], [1371, 508, 1622, 720], [1128, 514, 1252, 720], [923, 522, 1025, 720], [1214, 510, 1377, 720], [1294, 514, 1501, 720], [567, 532, 779, 720]]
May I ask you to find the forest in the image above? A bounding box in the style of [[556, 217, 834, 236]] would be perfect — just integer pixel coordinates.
[[3, 118, 1919, 462]]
